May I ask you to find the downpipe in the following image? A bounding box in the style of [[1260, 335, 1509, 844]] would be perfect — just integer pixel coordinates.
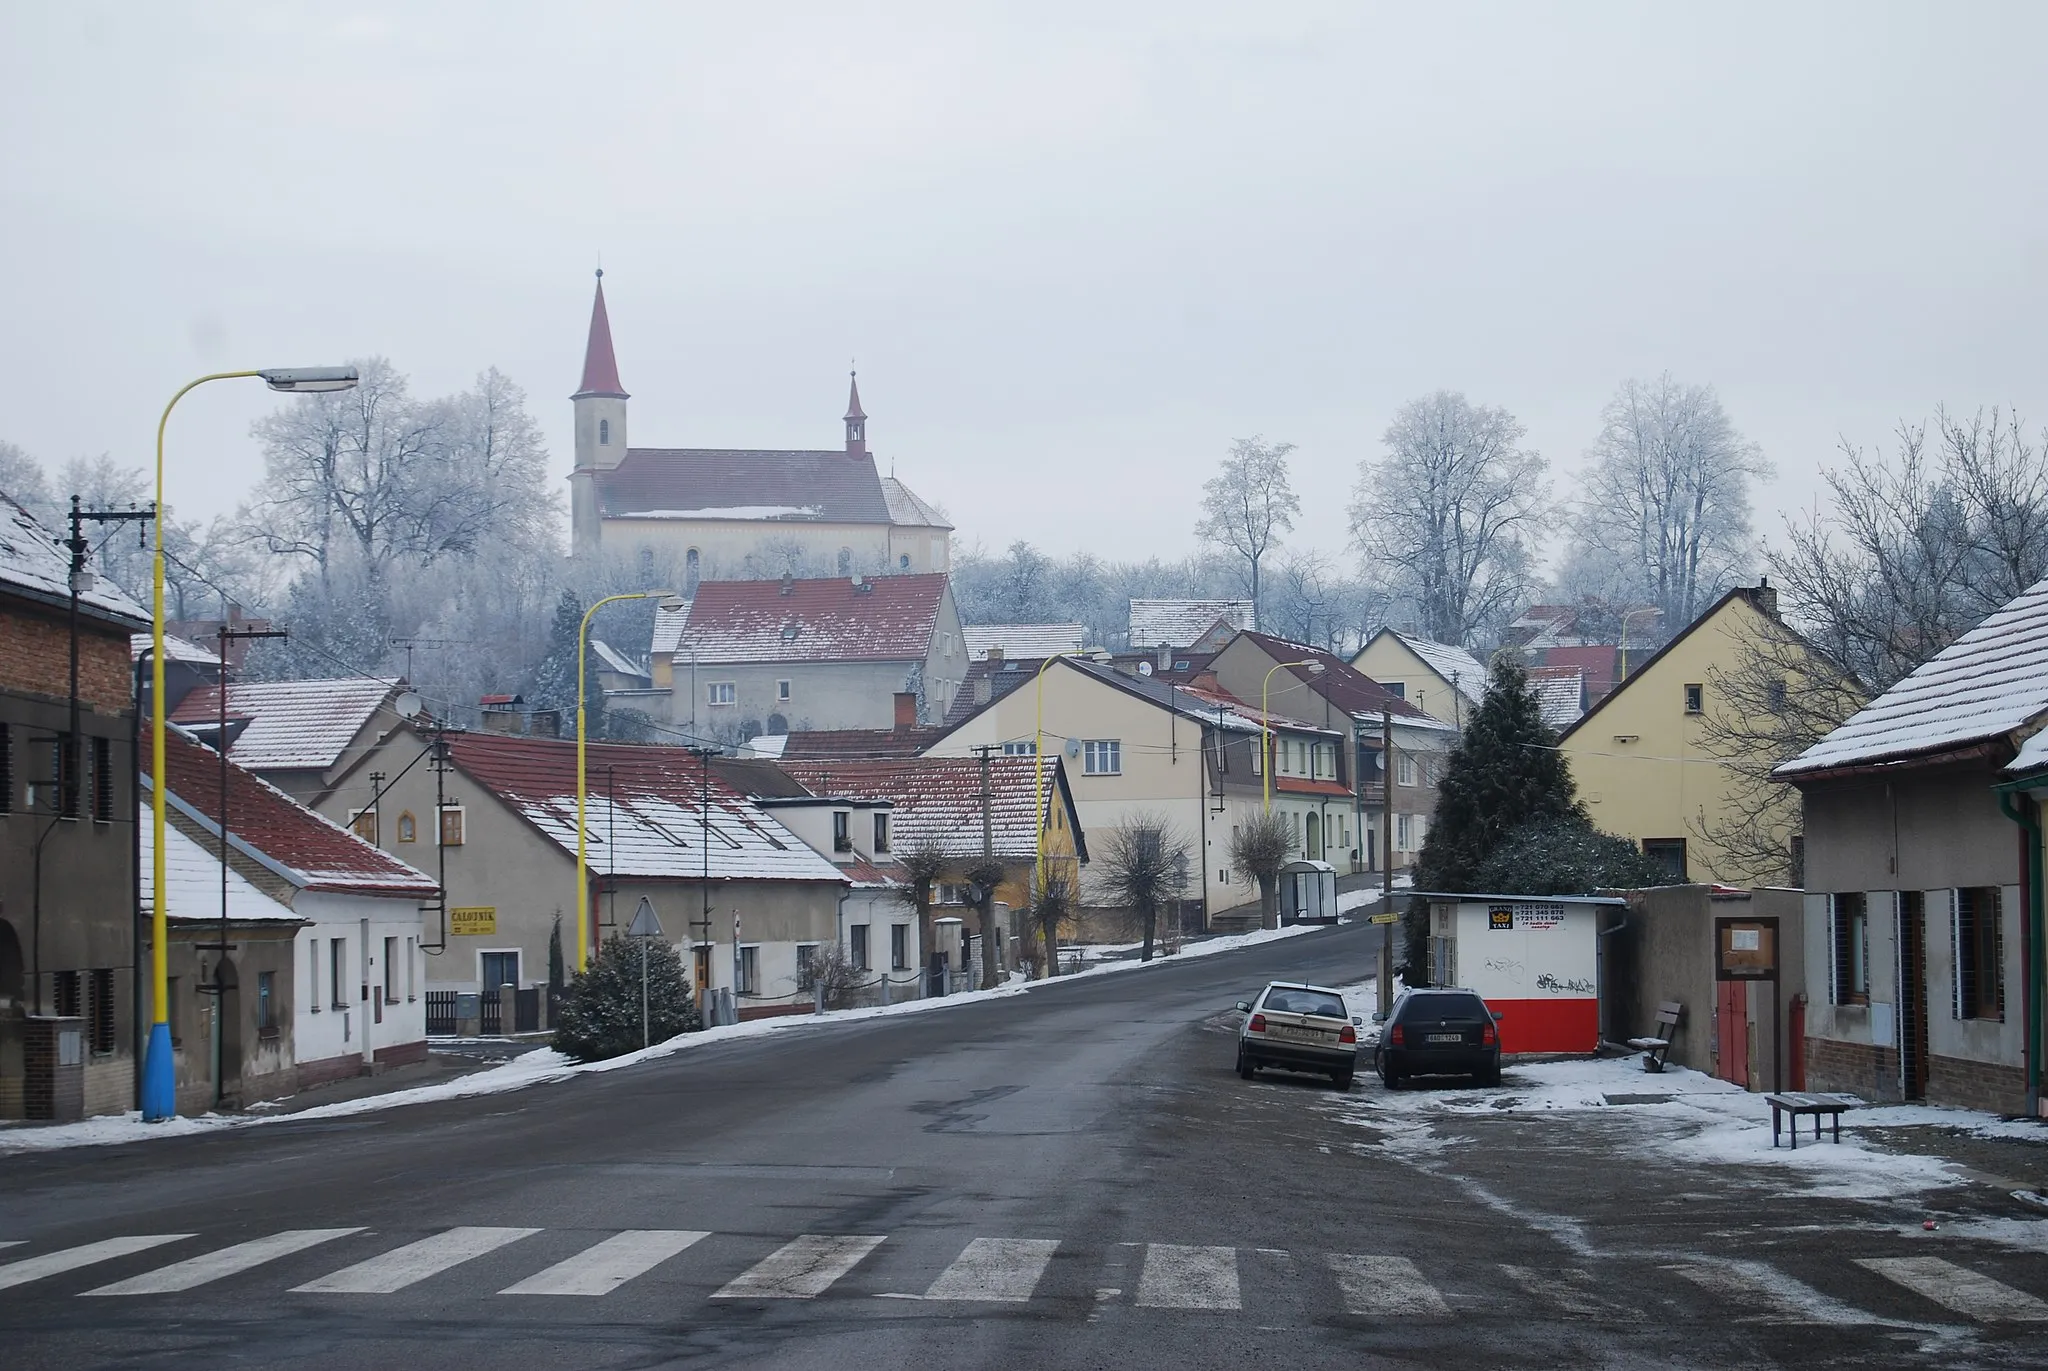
[[1996, 785, 2044, 1118]]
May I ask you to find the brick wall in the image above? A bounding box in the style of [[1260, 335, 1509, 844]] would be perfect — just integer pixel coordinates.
[[1925, 1052, 2028, 1117], [0, 604, 134, 711], [373, 1039, 429, 1068], [296, 1052, 365, 1090], [1806, 1037, 2028, 1116], [1805, 1036, 1900, 1103]]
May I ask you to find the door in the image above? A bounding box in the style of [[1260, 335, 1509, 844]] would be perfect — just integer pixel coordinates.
[[1898, 892, 1929, 1100], [1305, 812, 1322, 861], [1716, 979, 1748, 1088]]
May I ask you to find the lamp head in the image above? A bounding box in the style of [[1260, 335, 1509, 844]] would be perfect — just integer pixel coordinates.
[[1306, 661, 1326, 674], [260, 366, 360, 394], [656, 593, 685, 612]]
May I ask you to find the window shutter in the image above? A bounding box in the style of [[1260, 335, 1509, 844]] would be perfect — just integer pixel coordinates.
[[1950, 889, 1965, 1021], [1993, 887, 2007, 1022]]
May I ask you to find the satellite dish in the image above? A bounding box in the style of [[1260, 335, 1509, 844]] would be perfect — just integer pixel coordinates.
[[1138, 660, 1154, 676], [395, 691, 423, 719], [1064, 737, 1081, 759]]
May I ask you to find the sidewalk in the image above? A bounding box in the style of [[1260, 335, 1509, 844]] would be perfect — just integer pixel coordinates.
[[241, 1042, 550, 1118]]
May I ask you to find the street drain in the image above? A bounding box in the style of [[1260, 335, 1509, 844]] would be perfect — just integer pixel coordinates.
[[1602, 1093, 1674, 1106]]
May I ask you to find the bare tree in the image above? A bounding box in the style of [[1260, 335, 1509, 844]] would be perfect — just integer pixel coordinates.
[[1195, 437, 1301, 630], [1571, 375, 1769, 626], [1091, 814, 1192, 962], [895, 841, 949, 989], [0, 440, 54, 519], [1031, 873, 1074, 978], [1351, 392, 1548, 647], [1229, 809, 1293, 930]]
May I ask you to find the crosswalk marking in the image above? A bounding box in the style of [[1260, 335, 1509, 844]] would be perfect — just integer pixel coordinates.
[[1858, 1256, 2048, 1323], [498, 1230, 709, 1297], [712, 1235, 885, 1300], [1669, 1259, 1863, 1324], [1328, 1254, 1450, 1318], [0, 1235, 192, 1292], [1136, 1244, 1239, 1311], [83, 1229, 364, 1296], [924, 1237, 1060, 1302], [291, 1227, 540, 1294], [1503, 1263, 1613, 1318]]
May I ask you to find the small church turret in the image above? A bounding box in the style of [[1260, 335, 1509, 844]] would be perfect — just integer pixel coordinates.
[[571, 270, 629, 557], [844, 370, 867, 455]]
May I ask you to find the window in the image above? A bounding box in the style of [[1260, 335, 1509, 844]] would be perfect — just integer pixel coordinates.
[[1396, 813, 1414, 850], [833, 810, 852, 852], [1642, 838, 1688, 881], [685, 548, 701, 596], [1003, 741, 1037, 756], [1955, 887, 2005, 1020], [309, 939, 321, 1012], [438, 806, 465, 846], [891, 924, 909, 971], [777, 679, 792, 702], [90, 968, 116, 1054], [598, 418, 610, 445], [1683, 683, 1704, 714], [1250, 739, 1262, 776], [257, 971, 277, 1038], [850, 925, 870, 972], [350, 808, 379, 844], [1396, 752, 1417, 786], [397, 811, 417, 843], [405, 937, 416, 1001], [1767, 678, 1788, 712], [737, 946, 760, 995], [708, 682, 737, 706], [0, 722, 10, 813], [384, 936, 399, 1004], [796, 944, 820, 986], [1082, 740, 1121, 775], [899, 554, 911, 569], [54, 969, 82, 1017], [873, 812, 890, 852], [938, 882, 971, 906], [91, 737, 113, 823], [480, 950, 520, 989], [1830, 892, 1869, 1005], [330, 938, 348, 1009]]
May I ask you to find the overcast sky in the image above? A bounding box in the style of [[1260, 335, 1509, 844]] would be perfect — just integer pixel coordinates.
[[4, 2, 2045, 571]]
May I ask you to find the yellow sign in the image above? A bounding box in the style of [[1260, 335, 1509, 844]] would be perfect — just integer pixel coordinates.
[[449, 907, 497, 936], [1369, 911, 1399, 925]]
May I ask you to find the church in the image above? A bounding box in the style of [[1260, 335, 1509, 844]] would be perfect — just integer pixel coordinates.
[[567, 273, 952, 589]]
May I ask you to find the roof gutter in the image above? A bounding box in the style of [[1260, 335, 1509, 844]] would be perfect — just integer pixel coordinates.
[[1994, 775, 2045, 1119]]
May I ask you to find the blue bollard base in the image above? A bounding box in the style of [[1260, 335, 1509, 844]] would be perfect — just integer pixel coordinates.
[[141, 1022, 176, 1121]]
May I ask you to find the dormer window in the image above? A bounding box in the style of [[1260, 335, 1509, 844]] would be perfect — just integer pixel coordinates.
[[599, 418, 610, 445], [833, 810, 852, 852]]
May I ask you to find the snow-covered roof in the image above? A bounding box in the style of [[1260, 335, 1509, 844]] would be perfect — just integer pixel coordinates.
[[652, 603, 687, 657], [171, 677, 399, 773], [1129, 599, 1252, 649], [0, 492, 149, 628], [1059, 657, 1267, 734], [1391, 631, 1487, 705], [743, 733, 789, 759], [964, 624, 1086, 661], [445, 731, 848, 884], [880, 476, 952, 530], [590, 639, 648, 680], [674, 573, 947, 665], [131, 632, 219, 666], [1782, 577, 2048, 777], [1527, 667, 1585, 730], [776, 755, 1083, 863], [141, 806, 302, 924]]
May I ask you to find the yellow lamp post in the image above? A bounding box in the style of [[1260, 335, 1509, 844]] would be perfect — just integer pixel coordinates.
[[1260, 659, 1324, 812], [1617, 607, 1661, 680], [144, 367, 358, 1122], [575, 591, 681, 972]]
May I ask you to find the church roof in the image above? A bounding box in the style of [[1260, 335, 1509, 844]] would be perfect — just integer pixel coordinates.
[[594, 448, 894, 524], [572, 273, 628, 400], [676, 573, 950, 665], [881, 477, 951, 530]]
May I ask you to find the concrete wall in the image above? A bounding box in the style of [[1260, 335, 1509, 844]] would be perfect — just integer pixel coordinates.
[[151, 922, 302, 1112], [290, 889, 427, 1084], [1802, 766, 2021, 894]]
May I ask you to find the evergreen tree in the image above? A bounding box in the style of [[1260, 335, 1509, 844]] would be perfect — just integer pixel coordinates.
[[529, 588, 604, 734], [1472, 816, 1675, 896], [553, 933, 702, 1062]]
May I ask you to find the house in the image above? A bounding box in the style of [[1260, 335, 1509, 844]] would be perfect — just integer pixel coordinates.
[[315, 726, 856, 1019], [1129, 599, 1253, 651], [925, 654, 1336, 925], [589, 640, 651, 694], [144, 722, 438, 1108], [1207, 631, 1455, 874], [1776, 577, 2048, 1117], [963, 624, 1087, 661], [0, 492, 149, 1121], [1559, 584, 1814, 885], [1351, 629, 1487, 727], [1527, 666, 1587, 730], [169, 676, 408, 804], [565, 273, 951, 577], [1546, 645, 1623, 709], [647, 572, 966, 740]]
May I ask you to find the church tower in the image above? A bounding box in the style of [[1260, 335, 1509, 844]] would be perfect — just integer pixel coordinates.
[[844, 371, 867, 455], [570, 270, 629, 558]]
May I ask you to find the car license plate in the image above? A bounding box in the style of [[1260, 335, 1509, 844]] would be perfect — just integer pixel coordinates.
[[1426, 1033, 1463, 1044], [1269, 1026, 1322, 1043]]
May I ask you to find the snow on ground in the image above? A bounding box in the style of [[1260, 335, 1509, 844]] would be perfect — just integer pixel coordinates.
[[0, 920, 1338, 1154], [1332, 1055, 2045, 1202]]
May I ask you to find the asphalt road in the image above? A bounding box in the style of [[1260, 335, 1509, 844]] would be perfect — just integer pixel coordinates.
[[4, 919, 2047, 1369]]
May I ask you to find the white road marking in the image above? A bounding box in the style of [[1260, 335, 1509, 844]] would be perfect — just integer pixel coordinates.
[[83, 1229, 364, 1296], [1329, 1254, 1451, 1318], [1859, 1256, 2048, 1323], [291, 1227, 539, 1294], [1669, 1260, 1864, 1324], [497, 1230, 708, 1297], [0, 1235, 192, 1292], [1502, 1263, 1610, 1318], [924, 1238, 1059, 1303], [712, 1235, 885, 1300], [0, 1242, 22, 1252], [1136, 1244, 1240, 1311]]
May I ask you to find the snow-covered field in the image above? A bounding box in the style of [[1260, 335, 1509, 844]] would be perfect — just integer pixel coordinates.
[[0, 918, 1341, 1154]]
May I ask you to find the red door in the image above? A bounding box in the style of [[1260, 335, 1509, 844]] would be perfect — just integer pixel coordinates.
[[1716, 980, 1748, 1087]]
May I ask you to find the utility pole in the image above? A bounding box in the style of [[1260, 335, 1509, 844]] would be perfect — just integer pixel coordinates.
[[210, 620, 285, 1108], [685, 746, 718, 1020], [972, 744, 999, 989], [1380, 708, 1396, 1020]]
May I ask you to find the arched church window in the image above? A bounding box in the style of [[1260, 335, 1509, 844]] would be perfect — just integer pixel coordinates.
[[899, 554, 911, 570], [599, 418, 610, 445], [685, 548, 701, 595], [397, 811, 417, 843]]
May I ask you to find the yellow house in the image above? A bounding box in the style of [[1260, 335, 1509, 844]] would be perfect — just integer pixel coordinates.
[[1557, 583, 1832, 886], [1350, 629, 1487, 728]]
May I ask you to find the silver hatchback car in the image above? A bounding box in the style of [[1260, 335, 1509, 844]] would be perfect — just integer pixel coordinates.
[[1233, 981, 1361, 1089]]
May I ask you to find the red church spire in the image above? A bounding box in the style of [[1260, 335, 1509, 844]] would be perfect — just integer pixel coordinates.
[[572, 269, 629, 400], [844, 370, 868, 454]]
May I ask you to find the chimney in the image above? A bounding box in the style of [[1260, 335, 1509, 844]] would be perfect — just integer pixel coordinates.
[[1157, 644, 1172, 672], [1752, 577, 1778, 617], [987, 646, 1004, 664], [779, 573, 795, 596], [974, 676, 992, 705], [893, 691, 918, 731]]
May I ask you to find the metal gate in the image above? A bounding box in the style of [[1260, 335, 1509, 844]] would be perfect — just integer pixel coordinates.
[[425, 991, 457, 1036]]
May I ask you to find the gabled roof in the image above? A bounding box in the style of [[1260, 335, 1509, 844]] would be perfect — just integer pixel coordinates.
[[880, 476, 952, 531], [171, 677, 399, 773], [1386, 630, 1487, 706], [594, 448, 893, 524], [131, 631, 220, 666], [1782, 577, 2048, 777], [141, 806, 302, 924], [1129, 599, 1252, 649], [0, 492, 149, 630], [775, 755, 1087, 864], [1235, 631, 1446, 729], [146, 722, 438, 897], [1526, 667, 1585, 730], [674, 573, 947, 664], [1062, 657, 1268, 733], [442, 729, 847, 884], [963, 624, 1086, 661], [590, 639, 648, 680], [1559, 586, 1777, 745], [1544, 645, 1620, 695], [941, 656, 1046, 727], [779, 727, 948, 759]]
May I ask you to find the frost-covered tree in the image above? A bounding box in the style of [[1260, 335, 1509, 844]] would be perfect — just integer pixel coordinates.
[[0, 439, 53, 514], [553, 933, 702, 1061], [1351, 392, 1548, 648], [1471, 816, 1674, 896], [528, 589, 604, 734], [1229, 809, 1294, 930], [1195, 437, 1300, 630]]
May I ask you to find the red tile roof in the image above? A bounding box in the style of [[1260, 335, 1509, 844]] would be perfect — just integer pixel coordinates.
[[677, 573, 948, 664], [779, 727, 949, 759], [147, 723, 438, 896], [1274, 777, 1353, 798], [1544, 645, 1619, 693], [573, 273, 628, 399], [595, 448, 893, 523], [1238, 631, 1438, 725], [777, 755, 1086, 863]]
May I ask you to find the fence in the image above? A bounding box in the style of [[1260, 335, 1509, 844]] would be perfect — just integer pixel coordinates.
[[479, 992, 502, 1036], [425, 991, 457, 1036]]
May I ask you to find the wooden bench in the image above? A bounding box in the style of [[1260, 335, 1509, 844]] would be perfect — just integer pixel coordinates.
[[1767, 1092, 1849, 1149], [1626, 1001, 1683, 1073]]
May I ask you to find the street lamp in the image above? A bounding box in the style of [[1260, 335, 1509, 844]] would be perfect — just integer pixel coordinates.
[[576, 591, 682, 972], [1618, 607, 1661, 680], [1261, 659, 1325, 812], [144, 366, 358, 1123]]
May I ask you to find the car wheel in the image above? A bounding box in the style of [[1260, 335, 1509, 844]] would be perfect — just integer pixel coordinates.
[[1333, 1069, 1354, 1090], [1482, 1065, 1502, 1087], [1381, 1068, 1401, 1090], [1237, 1051, 1256, 1080]]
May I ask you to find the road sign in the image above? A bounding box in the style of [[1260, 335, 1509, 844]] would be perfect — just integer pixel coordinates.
[[1368, 911, 1398, 924], [627, 896, 663, 940]]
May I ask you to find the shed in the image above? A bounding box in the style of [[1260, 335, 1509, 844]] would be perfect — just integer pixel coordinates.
[[1279, 860, 1339, 925], [1408, 892, 1627, 1054]]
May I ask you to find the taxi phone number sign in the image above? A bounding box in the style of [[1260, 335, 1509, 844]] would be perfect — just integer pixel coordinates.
[[1489, 903, 1562, 931], [449, 906, 497, 936]]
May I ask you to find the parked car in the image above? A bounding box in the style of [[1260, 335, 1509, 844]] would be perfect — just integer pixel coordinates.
[[1374, 987, 1502, 1088], [1234, 981, 1360, 1089]]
